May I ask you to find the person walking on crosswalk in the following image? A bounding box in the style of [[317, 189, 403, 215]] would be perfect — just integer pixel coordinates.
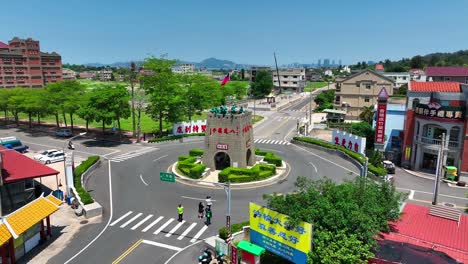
[[177, 204, 184, 222], [198, 202, 205, 219], [205, 207, 212, 225]]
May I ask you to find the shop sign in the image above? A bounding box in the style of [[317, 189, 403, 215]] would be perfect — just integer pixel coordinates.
[[249, 203, 312, 264], [375, 103, 387, 144], [331, 130, 366, 155], [216, 143, 228, 150], [173, 120, 207, 135], [415, 104, 465, 120]]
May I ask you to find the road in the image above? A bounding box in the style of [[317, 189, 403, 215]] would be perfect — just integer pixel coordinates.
[[3, 87, 467, 263]]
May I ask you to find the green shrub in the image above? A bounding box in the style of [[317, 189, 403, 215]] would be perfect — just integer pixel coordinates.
[[218, 164, 276, 183], [219, 220, 250, 240], [263, 152, 282, 167], [178, 155, 193, 162], [73, 156, 99, 205], [368, 164, 387, 176], [255, 148, 268, 156], [148, 133, 205, 143], [189, 164, 206, 179], [189, 149, 204, 157]]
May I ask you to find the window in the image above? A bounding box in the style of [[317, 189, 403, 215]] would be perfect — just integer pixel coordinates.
[[364, 96, 370, 102], [283, 81, 287, 84], [293, 82, 297, 84], [412, 98, 420, 109], [293, 76, 297, 78], [335, 96, 341, 103], [365, 84, 371, 89], [356, 83, 360, 87], [403, 76, 407, 80], [444, 77, 451, 81]]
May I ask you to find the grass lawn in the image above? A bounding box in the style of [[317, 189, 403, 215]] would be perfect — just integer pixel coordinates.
[[252, 115, 264, 124], [77, 79, 130, 89], [304, 81, 328, 92], [17, 111, 207, 133]]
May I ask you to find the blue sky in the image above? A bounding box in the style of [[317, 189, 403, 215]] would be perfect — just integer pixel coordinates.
[[1, 0, 467, 65]]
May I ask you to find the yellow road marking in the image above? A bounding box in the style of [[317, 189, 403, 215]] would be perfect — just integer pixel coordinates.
[[112, 239, 143, 264]]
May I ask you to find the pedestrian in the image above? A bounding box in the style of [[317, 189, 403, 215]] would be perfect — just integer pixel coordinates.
[[205, 196, 212, 209], [198, 202, 205, 219], [177, 204, 184, 222], [205, 207, 212, 225]]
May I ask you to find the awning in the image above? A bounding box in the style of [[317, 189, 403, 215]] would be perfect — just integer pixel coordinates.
[[323, 109, 347, 114], [237, 240, 265, 256], [0, 224, 12, 246], [3, 194, 61, 238]]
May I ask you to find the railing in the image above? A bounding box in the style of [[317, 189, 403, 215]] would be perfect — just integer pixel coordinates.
[[415, 136, 459, 148]]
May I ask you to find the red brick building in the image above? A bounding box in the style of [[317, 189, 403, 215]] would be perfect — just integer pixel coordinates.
[[0, 37, 62, 88]]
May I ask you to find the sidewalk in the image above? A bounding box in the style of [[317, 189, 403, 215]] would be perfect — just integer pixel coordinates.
[[165, 238, 217, 264]]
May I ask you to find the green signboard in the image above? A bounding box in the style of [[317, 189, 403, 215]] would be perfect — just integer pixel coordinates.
[[160, 172, 175, 182]]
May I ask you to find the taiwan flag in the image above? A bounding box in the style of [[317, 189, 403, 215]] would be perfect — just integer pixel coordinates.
[[221, 73, 230, 86]]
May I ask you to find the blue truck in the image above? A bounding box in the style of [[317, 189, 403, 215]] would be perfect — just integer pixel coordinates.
[[0, 136, 29, 153]]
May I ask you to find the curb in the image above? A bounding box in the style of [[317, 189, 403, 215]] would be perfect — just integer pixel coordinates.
[[402, 168, 435, 181], [170, 160, 290, 189]]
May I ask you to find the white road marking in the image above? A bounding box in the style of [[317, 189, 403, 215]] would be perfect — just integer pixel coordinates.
[[22, 140, 96, 156], [265, 140, 272, 144], [131, 214, 153, 230], [181, 196, 217, 202], [110, 211, 133, 226], [177, 223, 197, 240], [111, 148, 158, 162], [164, 240, 204, 264], [142, 240, 182, 251], [153, 218, 175, 235], [102, 150, 121, 158], [396, 187, 468, 201], [120, 213, 143, 228], [165, 221, 185, 237], [409, 190, 415, 200], [153, 154, 168, 162], [272, 140, 279, 144], [190, 225, 208, 243], [309, 162, 318, 173], [142, 216, 163, 232], [140, 174, 149, 186]]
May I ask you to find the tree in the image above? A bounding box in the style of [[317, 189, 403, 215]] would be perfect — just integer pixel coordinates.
[[7, 88, 26, 126], [76, 93, 95, 132], [250, 70, 273, 97], [0, 89, 11, 124], [350, 122, 375, 150], [140, 56, 183, 136], [265, 177, 405, 264], [359, 105, 374, 124], [410, 55, 424, 69], [314, 90, 335, 112]]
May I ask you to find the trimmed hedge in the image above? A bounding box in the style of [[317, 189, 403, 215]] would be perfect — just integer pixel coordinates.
[[255, 148, 268, 156], [219, 220, 250, 240], [218, 164, 276, 183], [264, 152, 282, 167], [73, 156, 99, 205], [293, 137, 387, 176], [177, 155, 206, 179], [189, 149, 204, 157], [148, 133, 205, 143]]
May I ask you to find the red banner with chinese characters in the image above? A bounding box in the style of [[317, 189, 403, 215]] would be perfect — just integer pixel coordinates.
[[375, 103, 387, 144]]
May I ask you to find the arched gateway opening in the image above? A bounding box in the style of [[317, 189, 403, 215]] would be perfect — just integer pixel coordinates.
[[214, 152, 231, 170], [246, 149, 252, 165]]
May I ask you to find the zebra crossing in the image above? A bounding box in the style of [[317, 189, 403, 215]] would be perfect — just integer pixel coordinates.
[[274, 116, 304, 121], [109, 147, 158, 162], [110, 211, 209, 243], [254, 138, 290, 145]]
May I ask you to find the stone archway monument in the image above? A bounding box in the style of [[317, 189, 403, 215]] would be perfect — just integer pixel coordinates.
[[203, 105, 255, 171]]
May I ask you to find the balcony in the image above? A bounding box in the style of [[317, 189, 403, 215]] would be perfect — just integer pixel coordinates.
[[415, 136, 460, 148]]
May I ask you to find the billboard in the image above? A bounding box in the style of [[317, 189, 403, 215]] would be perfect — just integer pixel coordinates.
[[331, 130, 366, 155], [249, 203, 312, 264], [172, 120, 206, 135], [375, 103, 387, 144]]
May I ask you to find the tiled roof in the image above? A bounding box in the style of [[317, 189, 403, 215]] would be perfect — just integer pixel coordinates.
[[0, 224, 12, 246], [0, 41, 8, 49], [375, 64, 384, 70], [381, 203, 468, 263], [4, 196, 59, 238], [46, 193, 63, 206], [409, 81, 461, 93], [0, 146, 59, 183], [426, 66, 468, 76]]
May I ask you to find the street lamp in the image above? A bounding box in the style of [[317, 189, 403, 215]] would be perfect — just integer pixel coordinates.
[[63, 132, 87, 196]]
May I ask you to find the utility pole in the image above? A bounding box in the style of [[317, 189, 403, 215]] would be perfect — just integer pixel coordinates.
[[309, 85, 312, 126], [432, 133, 449, 205], [130, 62, 136, 138], [274, 52, 282, 94]]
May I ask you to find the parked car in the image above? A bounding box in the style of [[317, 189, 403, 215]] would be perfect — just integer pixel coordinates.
[[55, 128, 72, 137], [0, 136, 29, 153], [33, 149, 59, 161], [40, 151, 65, 164], [383, 160, 395, 174]]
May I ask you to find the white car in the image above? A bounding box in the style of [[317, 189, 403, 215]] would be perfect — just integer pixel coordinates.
[[40, 151, 65, 164], [34, 149, 59, 161]]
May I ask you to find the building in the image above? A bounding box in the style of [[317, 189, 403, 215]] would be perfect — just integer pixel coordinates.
[[372, 104, 406, 163], [97, 67, 112, 81], [426, 66, 468, 84], [0, 37, 62, 88], [78, 71, 95, 80], [381, 72, 410, 90], [375, 64, 384, 72], [401, 81, 468, 179], [62, 68, 76, 80], [409, 68, 426, 82], [323, 59, 330, 67], [250, 67, 271, 82], [273, 68, 305, 93], [324, 69, 333, 77], [305, 68, 321, 82], [172, 63, 195, 74], [335, 69, 394, 119]]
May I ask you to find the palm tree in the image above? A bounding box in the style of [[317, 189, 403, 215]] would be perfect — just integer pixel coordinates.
[[359, 105, 374, 124]]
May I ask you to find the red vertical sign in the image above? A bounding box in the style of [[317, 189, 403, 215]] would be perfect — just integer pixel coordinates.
[[231, 245, 238, 264], [375, 103, 387, 144]]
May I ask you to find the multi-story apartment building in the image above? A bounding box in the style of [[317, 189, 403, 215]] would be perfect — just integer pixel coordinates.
[[97, 67, 112, 81], [305, 68, 321, 81], [426, 66, 468, 84], [381, 72, 410, 90], [335, 69, 394, 119], [273, 68, 305, 92], [0, 37, 62, 88], [78, 71, 95, 80], [62, 68, 76, 80], [402, 81, 468, 180], [172, 63, 195, 74], [250, 66, 271, 82]]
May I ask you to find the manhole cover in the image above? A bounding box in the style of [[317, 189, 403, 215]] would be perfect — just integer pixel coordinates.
[[80, 220, 88, 225]]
